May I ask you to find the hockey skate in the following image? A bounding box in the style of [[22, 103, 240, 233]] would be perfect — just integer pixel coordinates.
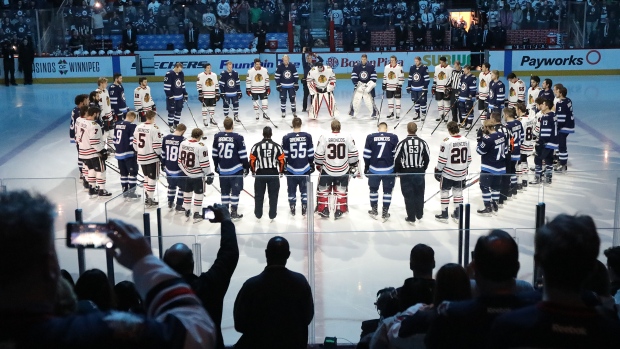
[[175, 205, 186, 214], [381, 207, 390, 222], [301, 204, 307, 216], [387, 112, 394, 119], [516, 183, 524, 192], [82, 178, 90, 190], [168, 201, 174, 209], [230, 207, 243, 220], [477, 206, 493, 216], [334, 209, 345, 220], [234, 115, 241, 123], [293, 112, 297, 118], [435, 208, 449, 223], [203, 119, 209, 127], [98, 189, 112, 197], [193, 212, 203, 224], [521, 180, 528, 189], [290, 204, 296, 216], [554, 164, 567, 174], [124, 190, 140, 200], [412, 112, 421, 121], [545, 176, 552, 185], [405, 217, 416, 225], [395, 113, 400, 119], [145, 197, 158, 208], [451, 209, 460, 224], [368, 205, 379, 219], [169, 125, 176, 133], [210, 117, 217, 126], [371, 108, 378, 119], [263, 113, 270, 120], [435, 115, 443, 122], [185, 209, 191, 221], [282, 112, 286, 118], [88, 186, 97, 199], [318, 207, 330, 218], [529, 176, 543, 185], [492, 201, 499, 214], [348, 107, 354, 117]]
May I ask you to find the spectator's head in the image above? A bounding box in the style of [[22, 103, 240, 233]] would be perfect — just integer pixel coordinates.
[[374, 287, 399, 318], [543, 78, 552, 90], [126, 23, 132, 30], [254, 57, 261, 69], [224, 117, 234, 131], [163, 243, 195, 275], [334, 3, 338, 9], [74, 269, 115, 311], [410, 244, 435, 277], [60, 269, 75, 288], [434, 263, 472, 306], [407, 121, 418, 135], [54, 276, 77, 316], [304, 28, 309, 34], [114, 281, 144, 313], [530, 75, 540, 88], [483, 23, 489, 30], [473, 230, 519, 289], [331, 119, 341, 132], [605, 246, 620, 282], [188, 21, 193, 28], [265, 236, 290, 266], [583, 260, 611, 300], [536, 214, 600, 293]]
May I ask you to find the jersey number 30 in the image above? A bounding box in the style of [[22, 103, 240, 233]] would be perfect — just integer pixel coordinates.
[[327, 143, 346, 159]]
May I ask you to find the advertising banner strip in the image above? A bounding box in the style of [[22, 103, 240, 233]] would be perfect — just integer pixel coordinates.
[[510, 49, 620, 75]]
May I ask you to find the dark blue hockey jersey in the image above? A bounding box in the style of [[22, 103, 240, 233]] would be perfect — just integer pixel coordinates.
[[282, 131, 314, 175], [539, 88, 554, 101], [219, 70, 241, 97], [70, 106, 80, 142], [537, 111, 559, 150], [164, 70, 187, 100], [458, 73, 477, 101], [363, 132, 399, 174], [113, 120, 137, 159], [212, 131, 249, 175], [488, 80, 506, 108], [274, 62, 299, 89], [407, 64, 430, 91], [555, 97, 574, 133], [477, 131, 507, 174], [161, 134, 185, 176], [506, 119, 524, 160], [351, 62, 377, 86], [108, 83, 128, 115]]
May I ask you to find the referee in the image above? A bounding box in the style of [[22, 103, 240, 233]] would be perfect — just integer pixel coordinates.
[[394, 122, 430, 224], [250, 126, 286, 220], [448, 61, 463, 123]]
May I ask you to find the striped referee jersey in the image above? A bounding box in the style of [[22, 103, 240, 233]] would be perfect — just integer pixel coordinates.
[[448, 68, 464, 91], [394, 135, 431, 173], [250, 138, 286, 174]]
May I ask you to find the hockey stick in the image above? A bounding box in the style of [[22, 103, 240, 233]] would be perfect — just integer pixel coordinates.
[[394, 91, 426, 129], [424, 174, 480, 203], [252, 98, 279, 129], [201, 100, 222, 132], [376, 92, 385, 126], [419, 98, 433, 131], [348, 85, 357, 116], [184, 101, 208, 140], [155, 112, 169, 125], [465, 109, 487, 137], [430, 99, 458, 135], [459, 103, 476, 127]]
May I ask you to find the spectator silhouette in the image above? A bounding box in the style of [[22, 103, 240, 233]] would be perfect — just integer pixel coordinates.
[[114, 281, 144, 314], [397, 244, 436, 312], [74, 268, 115, 312], [605, 246, 620, 303]]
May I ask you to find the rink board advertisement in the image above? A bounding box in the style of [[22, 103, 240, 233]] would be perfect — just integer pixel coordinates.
[[30, 56, 136, 80], [489, 49, 620, 76], [153, 54, 279, 76]]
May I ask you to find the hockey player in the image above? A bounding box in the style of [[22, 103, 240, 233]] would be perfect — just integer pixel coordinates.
[[458, 65, 477, 129], [553, 84, 574, 173], [531, 98, 558, 185], [504, 108, 524, 197], [71, 94, 90, 189], [250, 126, 286, 220], [477, 62, 492, 121], [314, 119, 359, 219], [507, 73, 525, 109], [161, 123, 187, 211], [134, 77, 156, 122], [274, 54, 299, 118], [179, 128, 214, 222], [212, 117, 249, 220], [114, 111, 140, 198], [219, 61, 242, 122], [433, 56, 453, 122], [350, 54, 378, 118], [406, 56, 430, 121], [434, 121, 471, 223], [307, 61, 337, 119], [363, 122, 398, 221], [197, 62, 219, 127], [487, 70, 505, 115], [516, 102, 536, 189], [246, 58, 270, 120], [476, 117, 506, 216], [96, 77, 114, 142], [539, 78, 554, 102], [164, 62, 188, 132], [109, 73, 128, 121], [282, 117, 315, 216], [76, 106, 112, 197], [526, 75, 542, 112], [133, 110, 163, 206], [383, 55, 404, 119]]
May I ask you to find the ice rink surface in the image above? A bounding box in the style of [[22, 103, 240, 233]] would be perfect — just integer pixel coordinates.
[[1, 75, 619, 344]]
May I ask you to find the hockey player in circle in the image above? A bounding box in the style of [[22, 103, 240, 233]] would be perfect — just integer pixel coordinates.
[[275, 54, 299, 118], [164, 62, 188, 133], [349, 54, 378, 118], [219, 61, 243, 122], [246, 58, 270, 121], [197, 62, 220, 127], [406, 56, 430, 121], [383, 55, 404, 119], [307, 61, 337, 119]]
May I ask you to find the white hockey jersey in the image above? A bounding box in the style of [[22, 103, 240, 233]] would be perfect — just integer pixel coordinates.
[[433, 64, 453, 93], [508, 79, 526, 104], [314, 132, 359, 176], [383, 64, 404, 91], [245, 67, 270, 94], [133, 122, 163, 165], [307, 66, 336, 94], [436, 134, 472, 181], [197, 72, 219, 98], [527, 86, 541, 110], [97, 88, 113, 120], [179, 139, 212, 178], [134, 86, 155, 111], [478, 71, 492, 100], [76, 117, 104, 160], [519, 113, 537, 155]]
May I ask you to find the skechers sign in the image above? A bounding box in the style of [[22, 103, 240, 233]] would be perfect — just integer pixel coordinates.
[[154, 54, 277, 76], [513, 50, 610, 71]]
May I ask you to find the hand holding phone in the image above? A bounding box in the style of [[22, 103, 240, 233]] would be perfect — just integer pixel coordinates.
[[107, 219, 153, 270], [205, 203, 231, 223]]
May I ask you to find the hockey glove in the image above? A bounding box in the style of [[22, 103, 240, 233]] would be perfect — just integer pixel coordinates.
[[246, 89, 252, 97], [517, 99, 524, 104], [432, 85, 436, 95], [504, 100, 509, 108], [266, 87, 271, 96], [382, 84, 386, 91], [99, 149, 109, 161], [364, 166, 370, 175], [152, 104, 157, 111], [160, 162, 165, 173], [183, 94, 188, 102], [237, 91, 243, 99], [315, 165, 322, 173], [276, 85, 282, 92], [294, 83, 299, 91], [349, 166, 359, 178], [215, 92, 220, 102], [434, 168, 442, 182], [406, 86, 412, 93], [445, 86, 452, 94], [309, 162, 316, 174], [205, 173, 214, 185], [198, 95, 204, 104], [243, 168, 249, 177]]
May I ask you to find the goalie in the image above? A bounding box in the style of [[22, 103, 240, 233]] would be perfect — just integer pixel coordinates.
[[307, 61, 336, 119], [349, 54, 378, 118]]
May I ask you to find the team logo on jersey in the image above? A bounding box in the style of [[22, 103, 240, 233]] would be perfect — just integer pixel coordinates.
[[529, 95, 534, 103], [437, 71, 446, 80], [106, 96, 110, 106], [510, 87, 516, 96], [413, 72, 420, 82], [360, 71, 368, 80], [388, 71, 396, 80], [460, 82, 467, 91], [206, 78, 214, 87], [318, 75, 327, 83], [175, 79, 182, 87], [227, 79, 235, 87], [144, 93, 150, 102], [480, 79, 487, 88], [284, 70, 292, 79], [254, 74, 263, 82], [490, 90, 495, 99]]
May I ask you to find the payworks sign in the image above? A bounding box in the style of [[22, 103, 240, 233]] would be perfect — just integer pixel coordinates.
[[509, 49, 619, 74]]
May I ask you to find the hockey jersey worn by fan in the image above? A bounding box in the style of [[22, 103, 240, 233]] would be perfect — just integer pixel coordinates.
[[133, 122, 163, 164], [352, 62, 377, 89], [219, 69, 241, 96], [508, 79, 526, 106], [478, 71, 492, 100], [315, 132, 359, 176], [488, 80, 506, 108], [69, 106, 80, 141], [134, 86, 155, 111], [212, 131, 249, 175], [458, 74, 477, 101], [527, 86, 541, 110], [76, 118, 104, 160], [179, 139, 212, 177], [108, 83, 128, 115], [434, 64, 453, 93], [437, 135, 472, 180], [519, 113, 537, 155], [113, 120, 137, 159], [246, 67, 270, 94], [197, 72, 219, 98], [555, 97, 574, 133], [506, 119, 524, 161], [383, 64, 404, 91], [161, 134, 185, 176], [407, 64, 430, 91], [274, 62, 299, 89], [363, 132, 398, 175], [308, 66, 336, 93], [477, 132, 507, 174], [97, 88, 113, 121], [535, 111, 559, 150], [282, 132, 315, 175], [164, 70, 187, 100]]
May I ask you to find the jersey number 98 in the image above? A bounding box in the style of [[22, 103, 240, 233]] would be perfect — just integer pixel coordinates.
[[179, 150, 196, 168]]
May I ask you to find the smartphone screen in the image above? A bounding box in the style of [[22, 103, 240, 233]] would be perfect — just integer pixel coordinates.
[[202, 208, 215, 220], [66, 222, 113, 249]]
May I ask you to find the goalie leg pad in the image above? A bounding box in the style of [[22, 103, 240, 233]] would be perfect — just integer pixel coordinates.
[[334, 177, 349, 212]]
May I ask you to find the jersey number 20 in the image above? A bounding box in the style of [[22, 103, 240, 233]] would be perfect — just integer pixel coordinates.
[[450, 147, 468, 164]]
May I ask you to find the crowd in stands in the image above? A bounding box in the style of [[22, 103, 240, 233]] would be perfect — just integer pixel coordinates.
[[2, 189, 620, 348]]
